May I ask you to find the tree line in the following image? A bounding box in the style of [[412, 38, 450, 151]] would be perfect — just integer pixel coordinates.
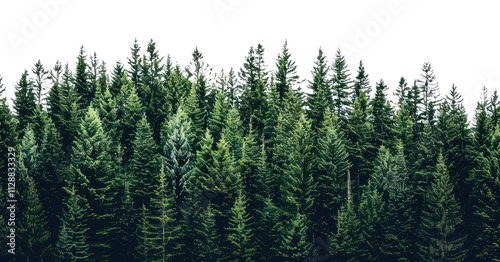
[[0, 39, 498, 261]]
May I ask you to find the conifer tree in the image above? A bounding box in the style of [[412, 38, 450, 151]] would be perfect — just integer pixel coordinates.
[[312, 110, 351, 236], [418, 154, 466, 261], [35, 118, 65, 245], [345, 92, 376, 199], [130, 114, 160, 209], [117, 77, 144, 161], [331, 196, 362, 261], [307, 48, 331, 133], [417, 62, 440, 125], [353, 60, 371, 102], [71, 106, 116, 261], [465, 153, 499, 261], [185, 48, 210, 138], [31, 59, 49, 106], [137, 204, 156, 261], [275, 40, 299, 104], [193, 203, 221, 261], [208, 91, 229, 144], [13, 70, 36, 133], [370, 79, 396, 150], [0, 75, 5, 97], [74, 46, 92, 108], [277, 212, 313, 260], [110, 60, 125, 97], [224, 192, 256, 261], [394, 76, 409, 108], [148, 161, 182, 261], [56, 185, 90, 261], [128, 38, 142, 88], [331, 48, 352, 123], [17, 174, 52, 261], [223, 107, 244, 160]]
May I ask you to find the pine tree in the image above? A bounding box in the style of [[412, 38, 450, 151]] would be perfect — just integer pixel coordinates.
[[418, 154, 466, 261], [193, 203, 221, 261], [466, 153, 500, 261], [148, 161, 182, 261], [239, 45, 269, 135], [109, 60, 125, 97], [130, 114, 160, 209], [140, 39, 169, 144], [275, 40, 299, 104], [185, 48, 210, 138], [370, 79, 396, 150], [345, 92, 376, 199], [31, 59, 49, 106], [0, 75, 5, 97], [224, 192, 256, 261], [117, 77, 144, 161], [353, 60, 371, 102], [35, 117, 65, 246], [71, 106, 116, 261], [74, 46, 92, 108], [307, 48, 331, 133], [331, 196, 362, 261], [394, 76, 409, 108], [417, 62, 440, 125], [128, 38, 142, 88], [56, 185, 90, 261], [13, 70, 36, 133], [277, 212, 313, 260], [223, 107, 244, 160], [17, 174, 52, 261], [312, 110, 351, 236], [331, 48, 352, 123], [208, 91, 229, 144]]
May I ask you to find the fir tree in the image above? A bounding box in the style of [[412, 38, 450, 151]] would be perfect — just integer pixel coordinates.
[[417, 62, 440, 124], [56, 185, 90, 261], [208, 91, 229, 145], [31, 59, 49, 106], [74, 46, 92, 108], [353, 60, 371, 102], [277, 212, 313, 260], [13, 70, 36, 133], [370, 79, 396, 150], [224, 192, 256, 261], [193, 203, 221, 261], [275, 40, 299, 104], [394, 76, 409, 108], [307, 48, 331, 133], [331, 196, 362, 261], [418, 154, 466, 261], [17, 174, 53, 261], [128, 38, 142, 88], [110, 60, 125, 97], [331, 48, 352, 123], [130, 114, 160, 209], [223, 107, 244, 160]]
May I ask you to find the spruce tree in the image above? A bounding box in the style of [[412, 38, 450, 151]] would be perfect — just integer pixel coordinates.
[[312, 110, 351, 236], [56, 185, 90, 261], [130, 114, 160, 209], [31, 59, 49, 106], [307, 48, 331, 133], [17, 174, 52, 261], [13, 70, 36, 133], [275, 40, 299, 104], [418, 154, 466, 261], [117, 77, 144, 161], [128, 38, 142, 88], [193, 203, 221, 261], [208, 91, 229, 145], [74, 46, 92, 108], [109, 60, 125, 97], [394, 76, 409, 108], [224, 192, 256, 261], [353, 60, 371, 102], [277, 212, 313, 260], [223, 107, 244, 160], [416, 62, 440, 125], [370, 79, 396, 150], [331, 48, 352, 123], [331, 196, 362, 261]]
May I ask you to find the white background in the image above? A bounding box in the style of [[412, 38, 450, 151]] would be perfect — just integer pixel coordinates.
[[1, 0, 500, 120]]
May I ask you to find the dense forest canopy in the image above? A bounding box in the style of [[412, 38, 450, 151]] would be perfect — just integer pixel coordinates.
[[0, 39, 499, 261]]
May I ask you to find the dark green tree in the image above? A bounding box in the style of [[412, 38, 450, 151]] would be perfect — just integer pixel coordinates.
[[109, 60, 125, 97], [31, 59, 49, 106], [353, 60, 371, 102], [370, 79, 396, 150], [275, 40, 299, 104], [13, 70, 36, 133], [74, 46, 92, 108], [418, 154, 466, 261], [307, 48, 331, 133], [331, 48, 352, 123], [224, 192, 256, 261]]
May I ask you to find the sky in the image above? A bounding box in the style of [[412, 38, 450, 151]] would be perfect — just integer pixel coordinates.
[[1, 0, 500, 120]]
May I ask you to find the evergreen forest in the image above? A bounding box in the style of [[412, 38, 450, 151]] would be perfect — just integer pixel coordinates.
[[0, 39, 499, 261]]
